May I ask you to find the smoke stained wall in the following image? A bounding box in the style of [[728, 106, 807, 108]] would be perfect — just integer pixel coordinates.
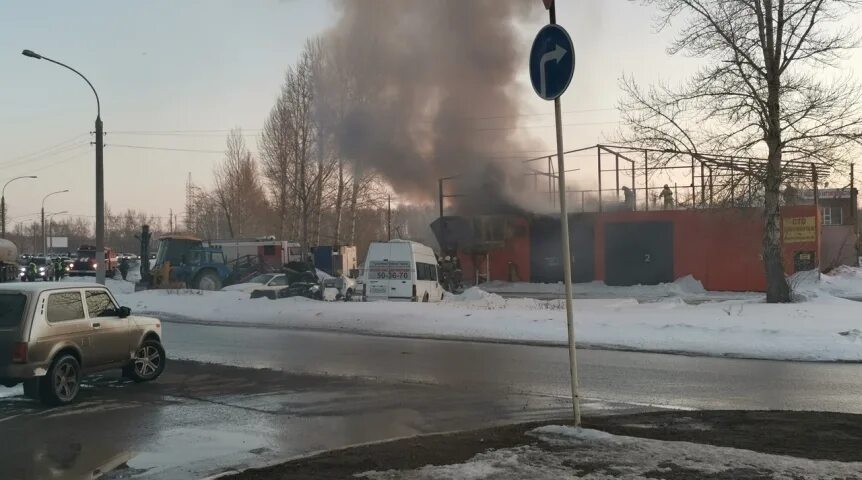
[[320, 0, 544, 213]]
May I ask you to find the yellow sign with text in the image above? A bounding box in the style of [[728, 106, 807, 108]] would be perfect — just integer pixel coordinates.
[[784, 216, 816, 243]]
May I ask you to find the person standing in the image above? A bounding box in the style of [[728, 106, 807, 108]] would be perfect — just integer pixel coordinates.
[[119, 256, 130, 281], [659, 185, 674, 210], [621, 186, 635, 211]]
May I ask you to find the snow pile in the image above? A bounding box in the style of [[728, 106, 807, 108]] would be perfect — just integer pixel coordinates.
[[480, 275, 753, 303], [359, 426, 862, 479], [792, 266, 862, 301], [442, 288, 558, 311]]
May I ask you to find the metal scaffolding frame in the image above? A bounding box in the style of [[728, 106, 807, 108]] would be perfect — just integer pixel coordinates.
[[521, 144, 831, 212]]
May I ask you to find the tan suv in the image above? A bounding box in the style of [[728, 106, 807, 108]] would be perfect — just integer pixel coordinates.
[[0, 282, 165, 405]]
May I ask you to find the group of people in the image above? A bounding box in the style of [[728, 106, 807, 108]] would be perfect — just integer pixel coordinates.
[[438, 255, 463, 293], [619, 185, 676, 210]]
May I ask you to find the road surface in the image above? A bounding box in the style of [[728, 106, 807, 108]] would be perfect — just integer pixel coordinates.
[[1, 321, 861, 479], [166, 321, 862, 413]]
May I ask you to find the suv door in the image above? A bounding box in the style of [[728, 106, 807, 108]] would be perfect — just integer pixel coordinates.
[[84, 289, 130, 366], [29, 290, 94, 368]]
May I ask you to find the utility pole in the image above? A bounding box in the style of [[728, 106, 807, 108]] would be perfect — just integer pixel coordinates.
[[96, 114, 105, 283], [438, 178, 444, 219], [169, 209, 174, 234], [387, 194, 392, 240], [22, 50, 106, 284]]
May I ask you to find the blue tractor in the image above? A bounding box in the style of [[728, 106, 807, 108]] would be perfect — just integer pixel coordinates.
[[148, 235, 263, 290]]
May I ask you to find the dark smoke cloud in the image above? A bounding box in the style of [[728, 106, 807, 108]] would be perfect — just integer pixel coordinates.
[[321, 0, 543, 211]]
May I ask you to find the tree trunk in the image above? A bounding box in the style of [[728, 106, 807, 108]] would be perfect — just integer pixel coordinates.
[[762, 172, 789, 302], [349, 174, 360, 245], [314, 136, 325, 247], [333, 159, 345, 246], [762, 63, 791, 303]]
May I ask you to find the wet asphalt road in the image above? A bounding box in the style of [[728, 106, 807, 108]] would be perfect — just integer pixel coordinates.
[[165, 321, 862, 413], [1, 321, 861, 479]]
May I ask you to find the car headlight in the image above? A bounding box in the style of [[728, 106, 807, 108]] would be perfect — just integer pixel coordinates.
[[19, 267, 25, 272], [39, 267, 45, 273], [92, 262, 98, 268]]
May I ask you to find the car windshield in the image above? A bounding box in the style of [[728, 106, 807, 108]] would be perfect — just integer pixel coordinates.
[[248, 274, 275, 284], [31, 258, 48, 265], [0, 293, 27, 327]]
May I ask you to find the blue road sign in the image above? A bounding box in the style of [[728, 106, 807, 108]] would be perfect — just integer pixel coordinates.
[[530, 24, 575, 101]]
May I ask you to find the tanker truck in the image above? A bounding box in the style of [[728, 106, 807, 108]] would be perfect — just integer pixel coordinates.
[[0, 238, 18, 283]]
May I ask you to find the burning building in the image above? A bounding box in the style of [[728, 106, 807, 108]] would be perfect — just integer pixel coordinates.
[[432, 145, 846, 292]]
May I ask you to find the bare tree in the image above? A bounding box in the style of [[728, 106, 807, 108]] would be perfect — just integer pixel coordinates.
[[213, 129, 268, 238], [260, 82, 294, 240], [621, 0, 862, 302]]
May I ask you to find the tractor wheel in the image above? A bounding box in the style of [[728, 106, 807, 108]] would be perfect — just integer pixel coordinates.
[[194, 271, 222, 291]]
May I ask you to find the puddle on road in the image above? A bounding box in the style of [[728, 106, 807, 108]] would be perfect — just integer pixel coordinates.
[[122, 427, 274, 478]]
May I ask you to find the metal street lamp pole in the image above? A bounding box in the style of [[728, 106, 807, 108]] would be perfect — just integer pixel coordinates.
[[23, 49, 105, 284], [2, 176, 37, 238], [47, 211, 68, 253], [42, 190, 69, 255]]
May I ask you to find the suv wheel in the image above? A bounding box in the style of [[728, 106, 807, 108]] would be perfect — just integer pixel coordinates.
[[124, 340, 166, 382], [40, 354, 81, 406]]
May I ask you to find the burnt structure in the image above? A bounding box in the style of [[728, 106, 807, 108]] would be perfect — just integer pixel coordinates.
[[432, 145, 846, 291]]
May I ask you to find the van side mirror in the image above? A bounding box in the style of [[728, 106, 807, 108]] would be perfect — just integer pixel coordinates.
[[118, 306, 131, 318]]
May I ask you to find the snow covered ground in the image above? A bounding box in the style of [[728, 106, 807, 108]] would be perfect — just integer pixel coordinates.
[[481, 276, 761, 303], [99, 269, 862, 362], [358, 425, 862, 479]]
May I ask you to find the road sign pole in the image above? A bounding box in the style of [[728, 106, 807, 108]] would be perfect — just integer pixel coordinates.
[[547, 0, 580, 427]]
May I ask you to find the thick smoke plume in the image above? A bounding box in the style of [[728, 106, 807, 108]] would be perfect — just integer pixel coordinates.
[[320, 0, 542, 213]]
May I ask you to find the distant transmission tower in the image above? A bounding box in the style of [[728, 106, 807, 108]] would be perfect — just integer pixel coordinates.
[[185, 172, 195, 234]]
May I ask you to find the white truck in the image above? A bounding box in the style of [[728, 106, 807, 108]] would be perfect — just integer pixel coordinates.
[[361, 240, 444, 302], [0, 238, 18, 283]]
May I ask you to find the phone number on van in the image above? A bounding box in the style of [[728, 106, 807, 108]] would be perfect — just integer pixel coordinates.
[[368, 261, 411, 280]]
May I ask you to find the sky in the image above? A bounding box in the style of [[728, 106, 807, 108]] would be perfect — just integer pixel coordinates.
[[1, 0, 860, 229]]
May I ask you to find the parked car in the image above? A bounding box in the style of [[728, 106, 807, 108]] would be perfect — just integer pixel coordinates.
[[19, 256, 54, 282], [222, 273, 289, 294], [0, 282, 165, 405], [362, 240, 444, 302], [250, 270, 321, 300], [322, 275, 357, 301]]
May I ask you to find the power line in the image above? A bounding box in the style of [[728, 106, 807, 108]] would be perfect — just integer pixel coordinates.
[[2, 133, 89, 166], [106, 144, 225, 154], [107, 129, 263, 134], [30, 150, 92, 173], [0, 137, 89, 168]]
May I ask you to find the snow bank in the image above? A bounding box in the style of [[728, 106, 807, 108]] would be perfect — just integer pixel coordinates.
[[112, 280, 862, 361], [480, 275, 757, 303], [792, 266, 862, 301], [441, 287, 558, 311], [359, 426, 862, 479]]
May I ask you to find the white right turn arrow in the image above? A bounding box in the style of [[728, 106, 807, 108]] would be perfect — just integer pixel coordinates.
[[540, 44, 568, 98]]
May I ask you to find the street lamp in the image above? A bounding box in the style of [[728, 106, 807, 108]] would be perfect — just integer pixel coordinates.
[[1, 175, 37, 238], [42, 190, 69, 255], [47, 211, 68, 252], [23, 49, 105, 284]]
